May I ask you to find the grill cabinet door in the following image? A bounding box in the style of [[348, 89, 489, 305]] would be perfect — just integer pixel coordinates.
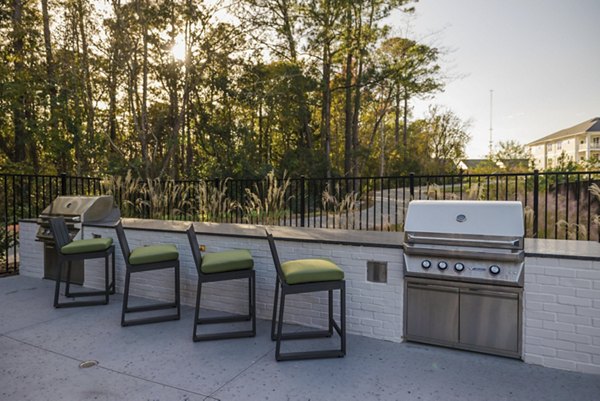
[[406, 282, 459, 344], [459, 288, 520, 355]]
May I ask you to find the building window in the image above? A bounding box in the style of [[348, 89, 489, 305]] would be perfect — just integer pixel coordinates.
[[556, 141, 562, 150], [547, 143, 553, 151], [547, 159, 553, 167], [593, 137, 600, 147]]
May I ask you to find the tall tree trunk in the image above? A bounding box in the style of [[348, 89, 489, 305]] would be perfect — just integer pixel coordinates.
[[351, 53, 363, 177], [76, 0, 94, 169], [258, 100, 264, 163], [108, 0, 122, 144], [379, 113, 385, 176], [11, 0, 27, 163], [351, 2, 365, 177], [403, 89, 408, 161], [278, 0, 312, 148], [184, 6, 193, 172], [343, 50, 353, 177], [394, 89, 400, 147], [71, 11, 83, 174], [140, 0, 150, 178], [320, 43, 332, 179], [41, 0, 58, 142]]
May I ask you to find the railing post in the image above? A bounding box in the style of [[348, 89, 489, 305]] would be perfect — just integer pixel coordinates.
[[300, 176, 306, 227], [409, 172, 415, 199], [60, 173, 67, 196], [533, 169, 539, 238]]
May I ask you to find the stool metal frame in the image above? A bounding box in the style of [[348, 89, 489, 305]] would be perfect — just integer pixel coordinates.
[[266, 229, 346, 361], [186, 225, 256, 341], [115, 221, 181, 327], [49, 217, 115, 308]]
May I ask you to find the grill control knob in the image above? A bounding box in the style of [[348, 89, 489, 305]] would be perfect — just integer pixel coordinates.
[[454, 262, 465, 272], [421, 260, 432, 269], [438, 261, 448, 270], [489, 265, 501, 275]]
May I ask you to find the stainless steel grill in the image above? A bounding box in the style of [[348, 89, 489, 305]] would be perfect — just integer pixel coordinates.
[[403, 200, 524, 359], [36, 196, 120, 243], [36, 196, 120, 283]]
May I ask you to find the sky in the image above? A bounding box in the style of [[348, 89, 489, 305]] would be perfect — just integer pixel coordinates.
[[393, 0, 600, 158]]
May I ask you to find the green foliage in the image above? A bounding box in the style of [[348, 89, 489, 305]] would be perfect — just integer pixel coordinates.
[[590, 183, 600, 239], [321, 183, 359, 229], [101, 171, 142, 218], [243, 171, 292, 225], [1, 0, 457, 178], [545, 151, 580, 172], [194, 178, 239, 222]]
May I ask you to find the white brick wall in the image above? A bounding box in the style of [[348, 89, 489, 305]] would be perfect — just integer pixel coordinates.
[[524, 257, 600, 375], [19, 222, 44, 278], [19, 220, 600, 375], [19, 221, 404, 342]]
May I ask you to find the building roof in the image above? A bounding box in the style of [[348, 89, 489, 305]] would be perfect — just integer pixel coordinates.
[[497, 158, 530, 169], [528, 117, 600, 146], [458, 159, 495, 169]]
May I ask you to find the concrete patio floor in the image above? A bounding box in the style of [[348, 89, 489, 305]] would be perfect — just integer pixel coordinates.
[[1, 276, 598, 401]]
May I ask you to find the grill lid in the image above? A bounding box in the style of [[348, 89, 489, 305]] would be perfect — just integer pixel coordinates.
[[39, 196, 118, 223], [404, 200, 524, 238], [37, 196, 120, 243]]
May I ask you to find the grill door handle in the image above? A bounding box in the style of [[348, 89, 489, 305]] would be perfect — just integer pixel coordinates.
[[407, 282, 459, 293], [462, 288, 519, 299], [406, 234, 519, 248]]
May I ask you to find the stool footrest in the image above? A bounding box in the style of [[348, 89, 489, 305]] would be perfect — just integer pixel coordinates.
[[274, 330, 332, 341], [122, 314, 180, 327], [125, 302, 177, 313], [193, 330, 255, 342], [65, 290, 111, 298], [196, 314, 251, 324], [277, 350, 345, 361], [55, 299, 108, 308]]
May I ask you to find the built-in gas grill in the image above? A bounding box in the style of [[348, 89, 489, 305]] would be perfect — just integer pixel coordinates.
[[36, 196, 120, 283], [403, 200, 524, 359]]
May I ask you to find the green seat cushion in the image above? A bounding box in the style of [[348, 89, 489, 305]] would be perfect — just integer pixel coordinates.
[[61, 237, 113, 255], [201, 249, 254, 274], [281, 258, 344, 285], [129, 244, 179, 265]]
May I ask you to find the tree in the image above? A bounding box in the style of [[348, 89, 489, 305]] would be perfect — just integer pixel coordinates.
[[491, 140, 533, 172], [236, 0, 314, 148], [421, 105, 470, 173], [378, 37, 443, 159], [0, 0, 449, 179]]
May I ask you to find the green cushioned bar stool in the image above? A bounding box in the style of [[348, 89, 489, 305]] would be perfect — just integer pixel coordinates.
[[49, 217, 115, 308], [265, 229, 346, 361], [115, 221, 180, 327], [186, 225, 255, 341]]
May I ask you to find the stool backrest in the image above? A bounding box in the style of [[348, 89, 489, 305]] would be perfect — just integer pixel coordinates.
[[49, 217, 71, 253], [265, 229, 285, 283], [186, 225, 203, 274], [114, 220, 131, 264]]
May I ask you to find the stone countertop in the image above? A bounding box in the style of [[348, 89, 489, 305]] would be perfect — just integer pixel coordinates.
[[524, 238, 600, 261], [21, 217, 599, 260], [84, 218, 406, 249]]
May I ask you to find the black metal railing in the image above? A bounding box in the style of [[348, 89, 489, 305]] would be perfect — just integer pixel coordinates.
[[2, 170, 600, 275]]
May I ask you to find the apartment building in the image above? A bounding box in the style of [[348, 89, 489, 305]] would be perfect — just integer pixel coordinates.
[[528, 117, 600, 169]]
